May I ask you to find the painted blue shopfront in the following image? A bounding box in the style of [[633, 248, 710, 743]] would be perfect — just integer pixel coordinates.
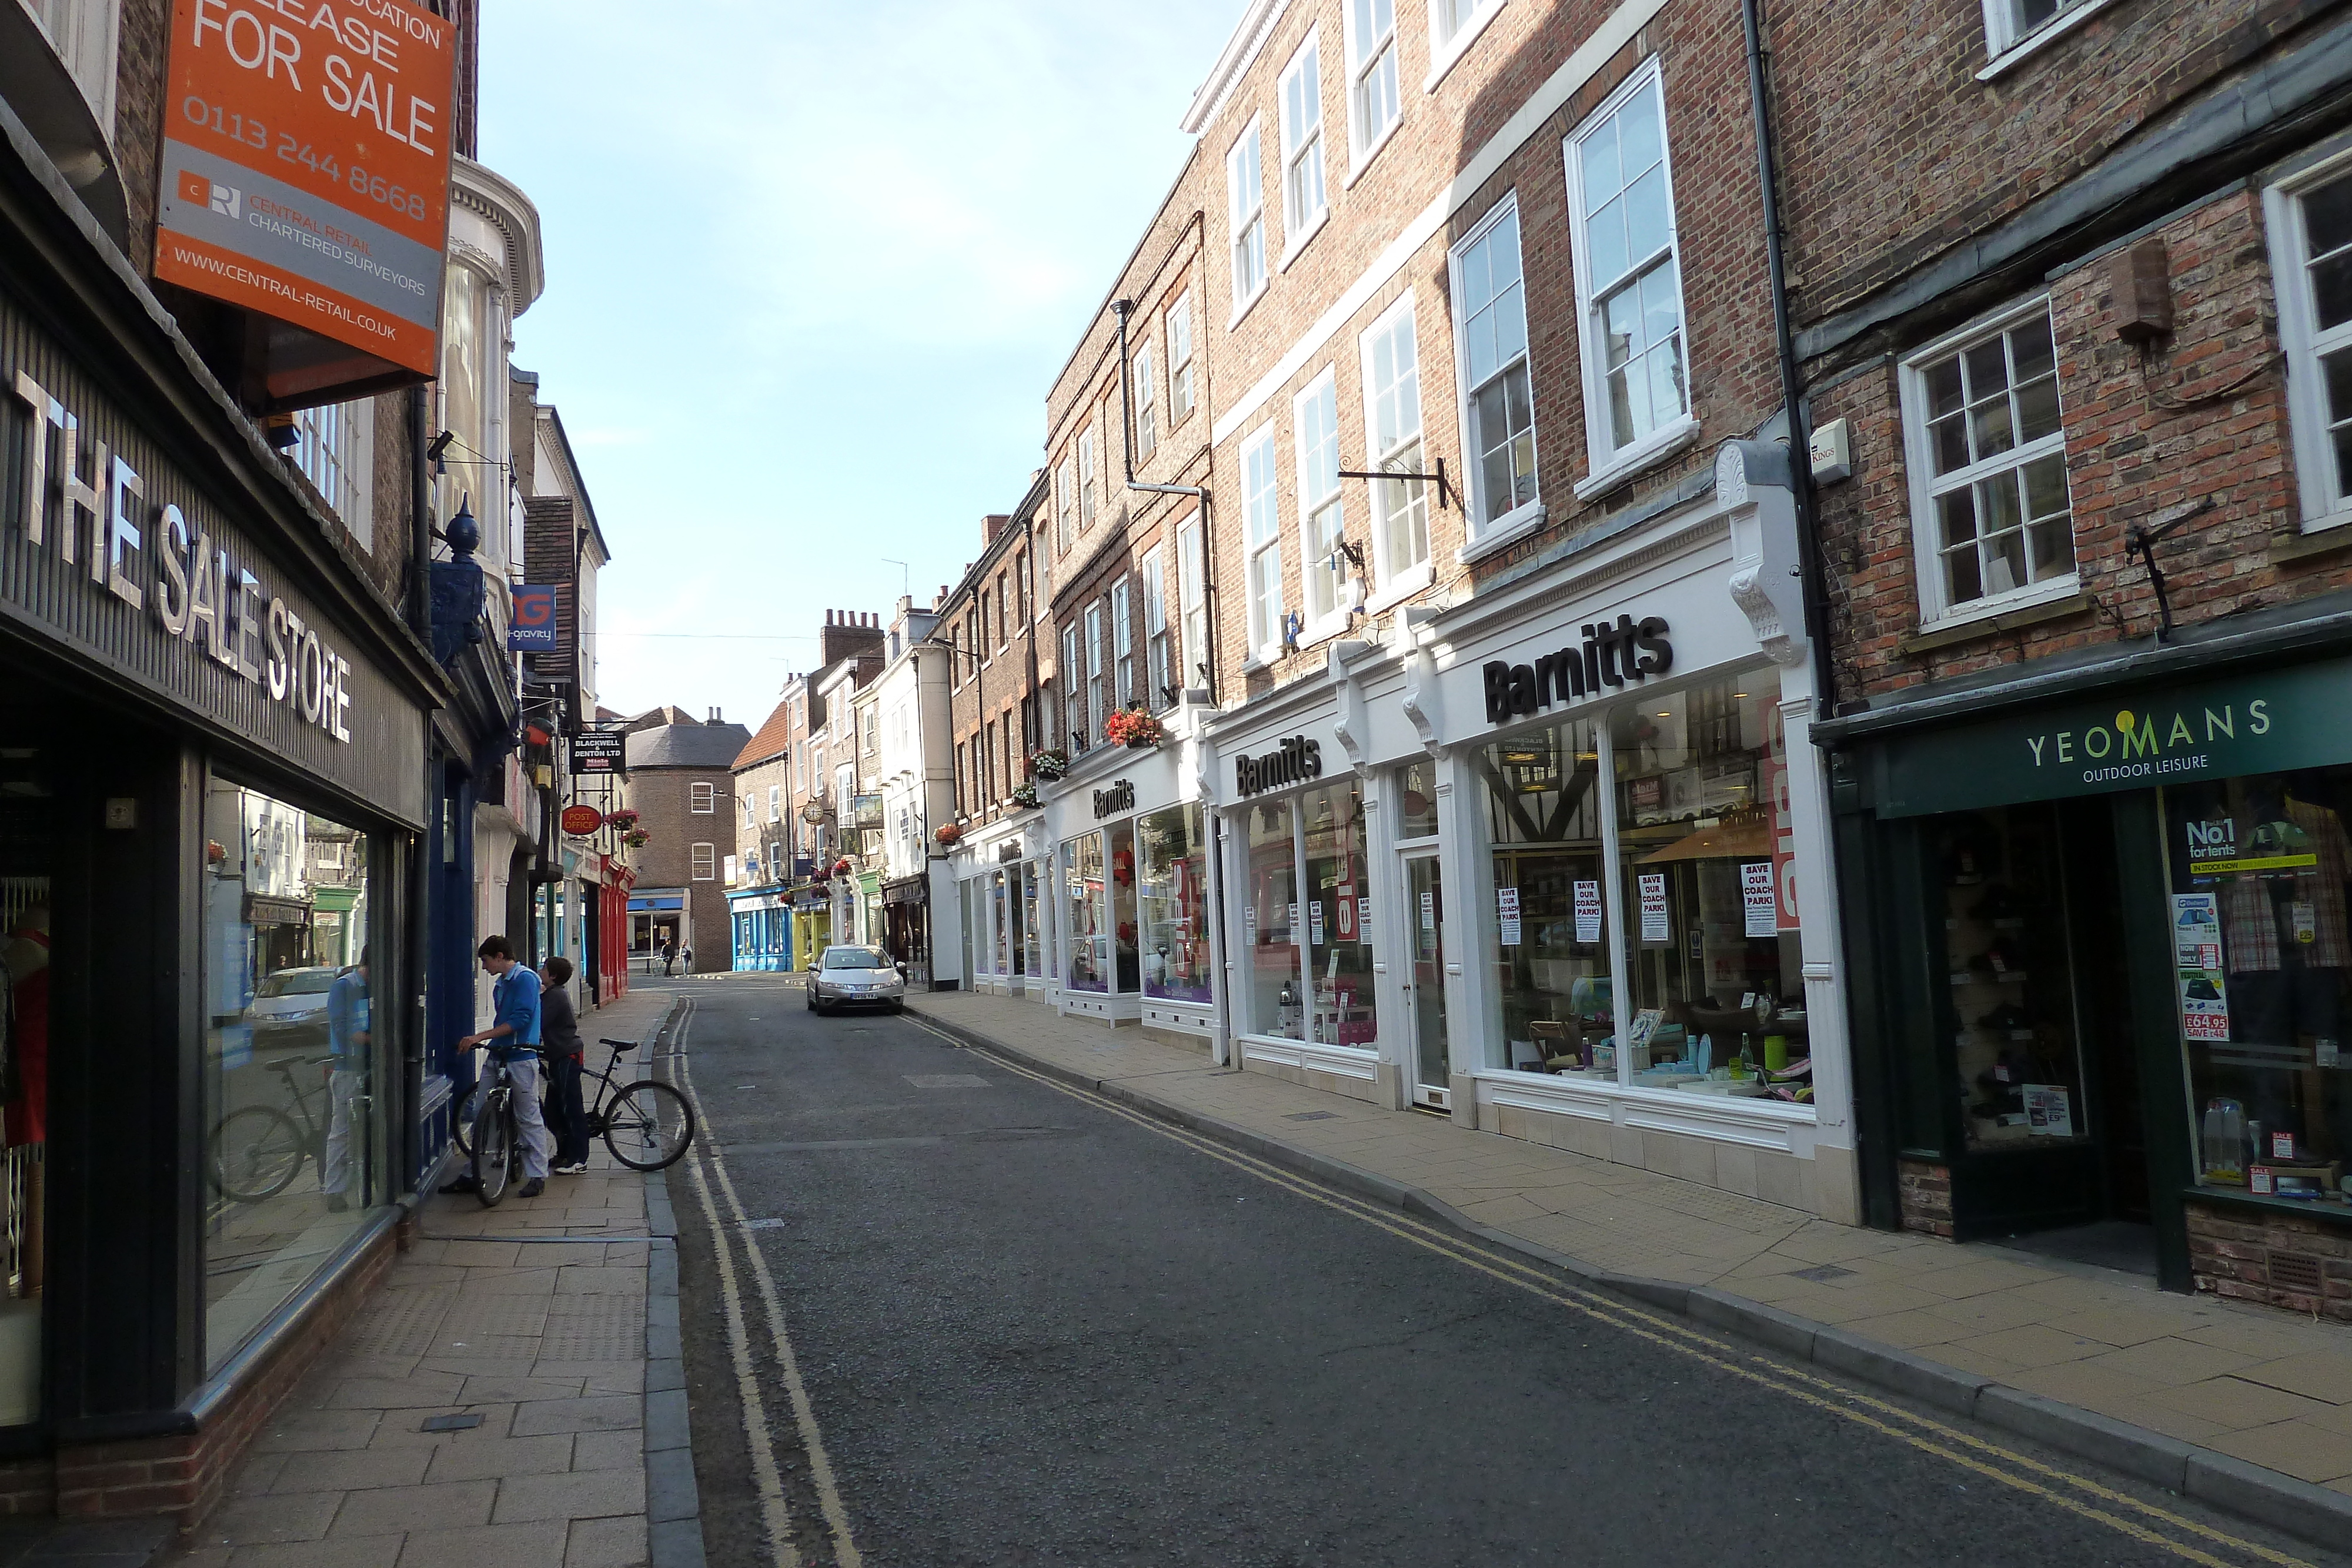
[[729, 886, 794, 971]]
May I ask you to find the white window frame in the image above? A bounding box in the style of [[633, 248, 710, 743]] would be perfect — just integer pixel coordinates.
[[1177, 519, 1208, 690], [1133, 339, 1158, 462], [1063, 623, 1088, 751], [1077, 429, 1099, 531], [1291, 369, 1350, 643], [1896, 297, 2079, 629], [690, 781, 716, 814], [1142, 548, 1174, 710], [691, 842, 716, 881], [1424, 0, 1506, 95], [1977, 0, 2116, 76], [1341, 0, 1403, 182], [1112, 576, 1135, 713], [768, 784, 780, 822], [1055, 457, 1077, 553], [291, 397, 376, 548], [1085, 600, 1107, 745], [1228, 118, 1268, 321], [1358, 290, 1432, 603], [1242, 424, 1285, 664], [1564, 58, 1698, 500], [1167, 292, 1197, 425], [2267, 152, 2352, 536], [1278, 31, 1329, 269], [1447, 194, 1544, 556]]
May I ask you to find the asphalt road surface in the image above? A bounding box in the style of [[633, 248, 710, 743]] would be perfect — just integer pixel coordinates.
[[654, 977, 2345, 1568]]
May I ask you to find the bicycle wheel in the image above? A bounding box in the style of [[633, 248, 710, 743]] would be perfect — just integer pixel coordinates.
[[450, 1081, 482, 1159], [471, 1089, 513, 1206], [209, 1106, 306, 1201], [602, 1081, 695, 1171]]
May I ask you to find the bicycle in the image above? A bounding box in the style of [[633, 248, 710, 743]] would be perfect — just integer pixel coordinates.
[[209, 1053, 340, 1202], [457, 1038, 695, 1205]]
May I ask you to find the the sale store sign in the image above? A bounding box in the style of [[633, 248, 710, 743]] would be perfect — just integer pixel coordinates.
[[155, 0, 457, 378]]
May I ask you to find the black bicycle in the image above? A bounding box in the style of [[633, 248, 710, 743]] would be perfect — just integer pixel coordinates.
[[460, 1038, 695, 1205], [209, 1054, 341, 1202]]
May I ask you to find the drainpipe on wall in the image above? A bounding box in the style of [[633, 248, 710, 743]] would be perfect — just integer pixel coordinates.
[[1742, 0, 1839, 724]]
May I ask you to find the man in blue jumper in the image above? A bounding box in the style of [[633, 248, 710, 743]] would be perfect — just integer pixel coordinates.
[[458, 935, 552, 1198]]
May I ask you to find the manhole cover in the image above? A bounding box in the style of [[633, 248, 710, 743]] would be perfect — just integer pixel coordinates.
[[1788, 1263, 1858, 1283], [1285, 1111, 1339, 1122], [904, 1074, 989, 1089]]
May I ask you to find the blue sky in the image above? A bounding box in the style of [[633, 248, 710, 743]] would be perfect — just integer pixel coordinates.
[[479, 1, 1239, 730]]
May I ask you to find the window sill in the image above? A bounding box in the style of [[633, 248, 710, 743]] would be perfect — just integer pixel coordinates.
[[1423, 0, 1507, 95], [1343, 115, 1404, 191], [1364, 561, 1435, 613], [2271, 516, 2352, 565], [1229, 276, 1270, 330], [1572, 414, 1700, 503], [1975, 0, 2121, 81], [1277, 208, 1331, 273], [1455, 501, 1548, 567], [1900, 583, 2089, 654]]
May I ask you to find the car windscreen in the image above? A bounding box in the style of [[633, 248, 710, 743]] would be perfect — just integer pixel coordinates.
[[255, 969, 337, 997], [820, 948, 887, 970]]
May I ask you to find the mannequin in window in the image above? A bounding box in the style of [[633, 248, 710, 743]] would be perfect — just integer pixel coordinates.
[[2217, 778, 2348, 1156], [2, 907, 46, 1296]]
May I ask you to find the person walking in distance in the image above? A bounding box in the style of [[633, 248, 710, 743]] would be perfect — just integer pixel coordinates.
[[320, 947, 370, 1212], [540, 955, 590, 1173], [458, 936, 551, 1198], [662, 937, 677, 977]]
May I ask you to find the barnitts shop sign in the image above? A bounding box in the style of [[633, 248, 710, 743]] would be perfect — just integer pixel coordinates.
[[1867, 657, 2352, 818], [2, 315, 423, 823]]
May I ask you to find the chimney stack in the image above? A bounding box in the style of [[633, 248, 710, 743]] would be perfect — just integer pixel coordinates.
[[707, 707, 721, 723], [983, 513, 1010, 545]]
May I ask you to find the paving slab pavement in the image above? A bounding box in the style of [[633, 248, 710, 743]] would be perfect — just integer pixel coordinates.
[[909, 988, 2352, 1540], [163, 987, 700, 1568]]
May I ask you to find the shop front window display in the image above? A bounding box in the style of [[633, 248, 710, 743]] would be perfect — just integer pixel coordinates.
[[1245, 798, 1304, 1038], [1107, 821, 1141, 992], [1064, 834, 1109, 993], [1611, 678, 1812, 1102], [1481, 717, 1613, 1076], [1931, 803, 2087, 1150], [202, 778, 379, 1369], [1300, 782, 1375, 1045], [1138, 806, 1213, 1002], [2163, 768, 2352, 1203], [0, 739, 51, 1426]]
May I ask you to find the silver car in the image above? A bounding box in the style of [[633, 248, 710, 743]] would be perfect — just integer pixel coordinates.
[[806, 945, 906, 1016]]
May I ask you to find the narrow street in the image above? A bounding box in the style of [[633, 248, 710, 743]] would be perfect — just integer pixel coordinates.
[[662, 979, 2341, 1568]]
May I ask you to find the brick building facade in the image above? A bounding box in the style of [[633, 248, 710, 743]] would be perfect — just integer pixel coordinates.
[[622, 712, 750, 973]]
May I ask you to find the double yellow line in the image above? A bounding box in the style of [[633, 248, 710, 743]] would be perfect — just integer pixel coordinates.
[[905, 1016, 2313, 1568]]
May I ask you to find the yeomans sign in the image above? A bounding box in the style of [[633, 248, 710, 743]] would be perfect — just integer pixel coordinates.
[[12, 373, 359, 741]]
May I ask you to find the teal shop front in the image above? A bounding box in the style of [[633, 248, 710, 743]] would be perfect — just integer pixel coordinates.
[[1825, 638, 2352, 1318]]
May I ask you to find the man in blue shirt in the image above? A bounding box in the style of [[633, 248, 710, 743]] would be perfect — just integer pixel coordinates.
[[458, 935, 552, 1197], [319, 948, 370, 1212]]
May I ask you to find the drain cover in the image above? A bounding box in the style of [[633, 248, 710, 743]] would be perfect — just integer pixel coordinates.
[[419, 1413, 485, 1433], [1285, 1111, 1339, 1122], [1788, 1263, 1858, 1283]]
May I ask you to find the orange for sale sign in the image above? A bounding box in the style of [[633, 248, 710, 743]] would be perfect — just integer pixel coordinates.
[[155, 0, 456, 376]]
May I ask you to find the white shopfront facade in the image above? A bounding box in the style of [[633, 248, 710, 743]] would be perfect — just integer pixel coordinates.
[[1201, 444, 1862, 1222], [943, 808, 1047, 999]]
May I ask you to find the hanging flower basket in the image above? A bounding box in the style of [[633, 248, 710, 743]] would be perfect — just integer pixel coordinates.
[[622, 830, 650, 849], [934, 822, 964, 845], [1010, 781, 1040, 810], [1029, 747, 1069, 781], [831, 857, 853, 877], [1104, 708, 1164, 749], [606, 808, 641, 830]]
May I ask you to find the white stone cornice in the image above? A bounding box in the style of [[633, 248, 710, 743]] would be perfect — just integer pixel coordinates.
[[1179, 0, 1289, 135], [452, 156, 546, 316]]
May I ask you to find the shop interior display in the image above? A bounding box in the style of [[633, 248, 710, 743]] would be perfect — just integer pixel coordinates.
[[1935, 807, 2089, 1151], [0, 734, 46, 1428], [2163, 770, 2352, 1203]]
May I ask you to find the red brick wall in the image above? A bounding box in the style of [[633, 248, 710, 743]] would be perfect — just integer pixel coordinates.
[[2186, 1200, 2352, 1321], [1897, 1159, 1956, 1239]]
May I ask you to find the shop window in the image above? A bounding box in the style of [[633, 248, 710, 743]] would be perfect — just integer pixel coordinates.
[[1024, 858, 1045, 978], [1393, 758, 1441, 840], [2163, 769, 2352, 1200], [960, 878, 977, 984], [202, 780, 380, 1369], [1064, 833, 1109, 993], [1301, 782, 1375, 1046], [1139, 806, 1213, 1002], [1566, 61, 1692, 482], [1481, 717, 1615, 1075], [1900, 302, 2075, 623], [1610, 679, 1811, 1097], [1244, 798, 1305, 1038], [1108, 820, 1140, 993], [0, 745, 51, 1425]]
